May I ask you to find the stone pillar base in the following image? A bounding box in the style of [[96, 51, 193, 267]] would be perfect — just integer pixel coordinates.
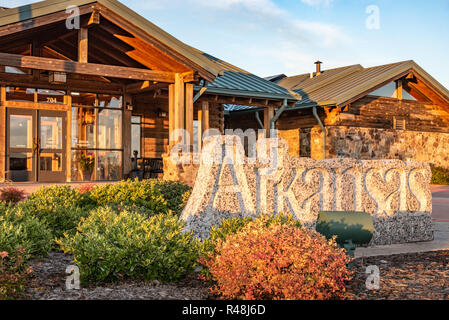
[[162, 151, 199, 187], [371, 212, 434, 246]]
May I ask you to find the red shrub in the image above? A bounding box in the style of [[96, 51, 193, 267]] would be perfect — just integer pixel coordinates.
[[0, 247, 33, 300], [77, 184, 96, 194], [0, 187, 26, 205], [200, 219, 353, 300]]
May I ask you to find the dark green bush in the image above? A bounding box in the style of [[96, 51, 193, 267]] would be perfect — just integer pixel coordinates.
[[153, 180, 192, 216], [57, 206, 200, 284], [89, 180, 168, 214], [431, 166, 449, 185], [0, 206, 53, 260]]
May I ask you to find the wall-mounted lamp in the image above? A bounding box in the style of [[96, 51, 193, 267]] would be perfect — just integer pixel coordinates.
[[126, 102, 133, 111], [157, 108, 167, 118], [49, 71, 67, 84]]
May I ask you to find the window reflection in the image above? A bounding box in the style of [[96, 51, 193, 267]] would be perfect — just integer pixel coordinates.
[[97, 151, 121, 181], [98, 94, 122, 109], [40, 153, 62, 172], [98, 109, 122, 149], [72, 107, 96, 149], [10, 115, 33, 149], [71, 150, 95, 182], [71, 92, 96, 106], [131, 116, 141, 158], [6, 87, 35, 102], [71, 94, 123, 182], [40, 116, 62, 149]]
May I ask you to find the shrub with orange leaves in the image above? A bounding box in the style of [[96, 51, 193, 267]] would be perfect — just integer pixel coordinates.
[[200, 219, 353, 300]]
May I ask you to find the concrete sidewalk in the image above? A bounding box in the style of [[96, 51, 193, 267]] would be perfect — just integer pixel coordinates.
[[355, 221, 449, 258]]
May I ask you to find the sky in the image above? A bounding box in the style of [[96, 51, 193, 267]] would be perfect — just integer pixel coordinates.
[[2, 0, 449, 88]]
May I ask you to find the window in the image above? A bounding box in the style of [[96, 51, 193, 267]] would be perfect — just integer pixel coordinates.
[[131, 116, 142, 158], [70, 94, 123, 182], [370, 82, 397, 98], [369, 81, 417, 101], [6, 87, 35, 102], [37, 89, 66, 104]]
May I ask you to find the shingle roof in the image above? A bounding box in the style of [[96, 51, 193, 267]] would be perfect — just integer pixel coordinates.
[[276, 60, 449, 107]]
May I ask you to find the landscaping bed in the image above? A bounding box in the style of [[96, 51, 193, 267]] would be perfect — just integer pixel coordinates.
[[345, 250, 449, 300], [2, 182, 448, 301], [22, 249, 449, 300], [25, 252, 209, 300]]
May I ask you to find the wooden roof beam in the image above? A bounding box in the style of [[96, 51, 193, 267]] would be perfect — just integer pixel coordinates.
[[0, 4, 95, 38], [0, 52, 176, 82]]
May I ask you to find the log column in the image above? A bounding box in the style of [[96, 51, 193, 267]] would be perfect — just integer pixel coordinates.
[[264, 106, 275, 137], [122, 94, 132, 178], [65, 93, 72, 182], [185, 83, 194, 147], [0, 86, 5, 182]]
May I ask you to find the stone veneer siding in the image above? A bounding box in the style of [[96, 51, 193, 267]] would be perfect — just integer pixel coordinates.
[[325, 126, 449, 168]]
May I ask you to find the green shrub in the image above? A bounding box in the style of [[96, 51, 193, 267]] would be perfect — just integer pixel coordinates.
[[0, 207, 53, 260], [153, 180, 192, 216], [89, 180, 168, 214], [201, 218, 352, 300], [0, 248, 33, 300], [431, 166, 449, 185], [57, 206, 200, 284], [28, 185, 93, 212]]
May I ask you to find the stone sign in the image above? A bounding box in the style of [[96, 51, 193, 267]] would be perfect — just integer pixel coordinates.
[[180, 135, 434, 245]]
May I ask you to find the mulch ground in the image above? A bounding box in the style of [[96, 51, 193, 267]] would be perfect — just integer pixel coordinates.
[[345, 250, 449, 300], [24, 250, 449, 300]]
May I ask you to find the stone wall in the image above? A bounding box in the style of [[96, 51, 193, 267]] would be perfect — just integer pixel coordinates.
[[181, 136, 434, 245], [326, 126, 449, 168]]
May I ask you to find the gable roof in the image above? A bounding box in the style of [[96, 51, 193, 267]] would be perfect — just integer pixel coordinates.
[[0, 0, 223, 80], [0, 0, 296, 102], [275, 60, 449, 108]]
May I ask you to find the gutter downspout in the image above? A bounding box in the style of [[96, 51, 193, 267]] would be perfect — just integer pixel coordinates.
[[255, 111, 264, 129], [193, 80, 208, 103], [312, 106, 326, 159], [270, 99, 288, 130]]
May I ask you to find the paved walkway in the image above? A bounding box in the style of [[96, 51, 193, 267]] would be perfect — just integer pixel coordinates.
[[0, 181, 113, 195], [355, 221, 449, 258], [431, 185, 449, 221]]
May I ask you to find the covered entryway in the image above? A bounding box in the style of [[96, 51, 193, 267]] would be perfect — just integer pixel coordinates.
[[6, 108, 66, 182]]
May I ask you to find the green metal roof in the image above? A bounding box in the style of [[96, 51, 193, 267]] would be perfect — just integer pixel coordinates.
[[195, 51, 296, 101], [276, 60, 449, 108]]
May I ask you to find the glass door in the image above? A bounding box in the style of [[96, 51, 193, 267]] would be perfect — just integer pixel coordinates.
[[6, 109, 66, 183], [38, 111, 66, 182], [6, 109, 36, 182]]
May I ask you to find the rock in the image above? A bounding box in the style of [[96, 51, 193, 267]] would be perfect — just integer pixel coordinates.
[[180, 135, 434, 245]]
